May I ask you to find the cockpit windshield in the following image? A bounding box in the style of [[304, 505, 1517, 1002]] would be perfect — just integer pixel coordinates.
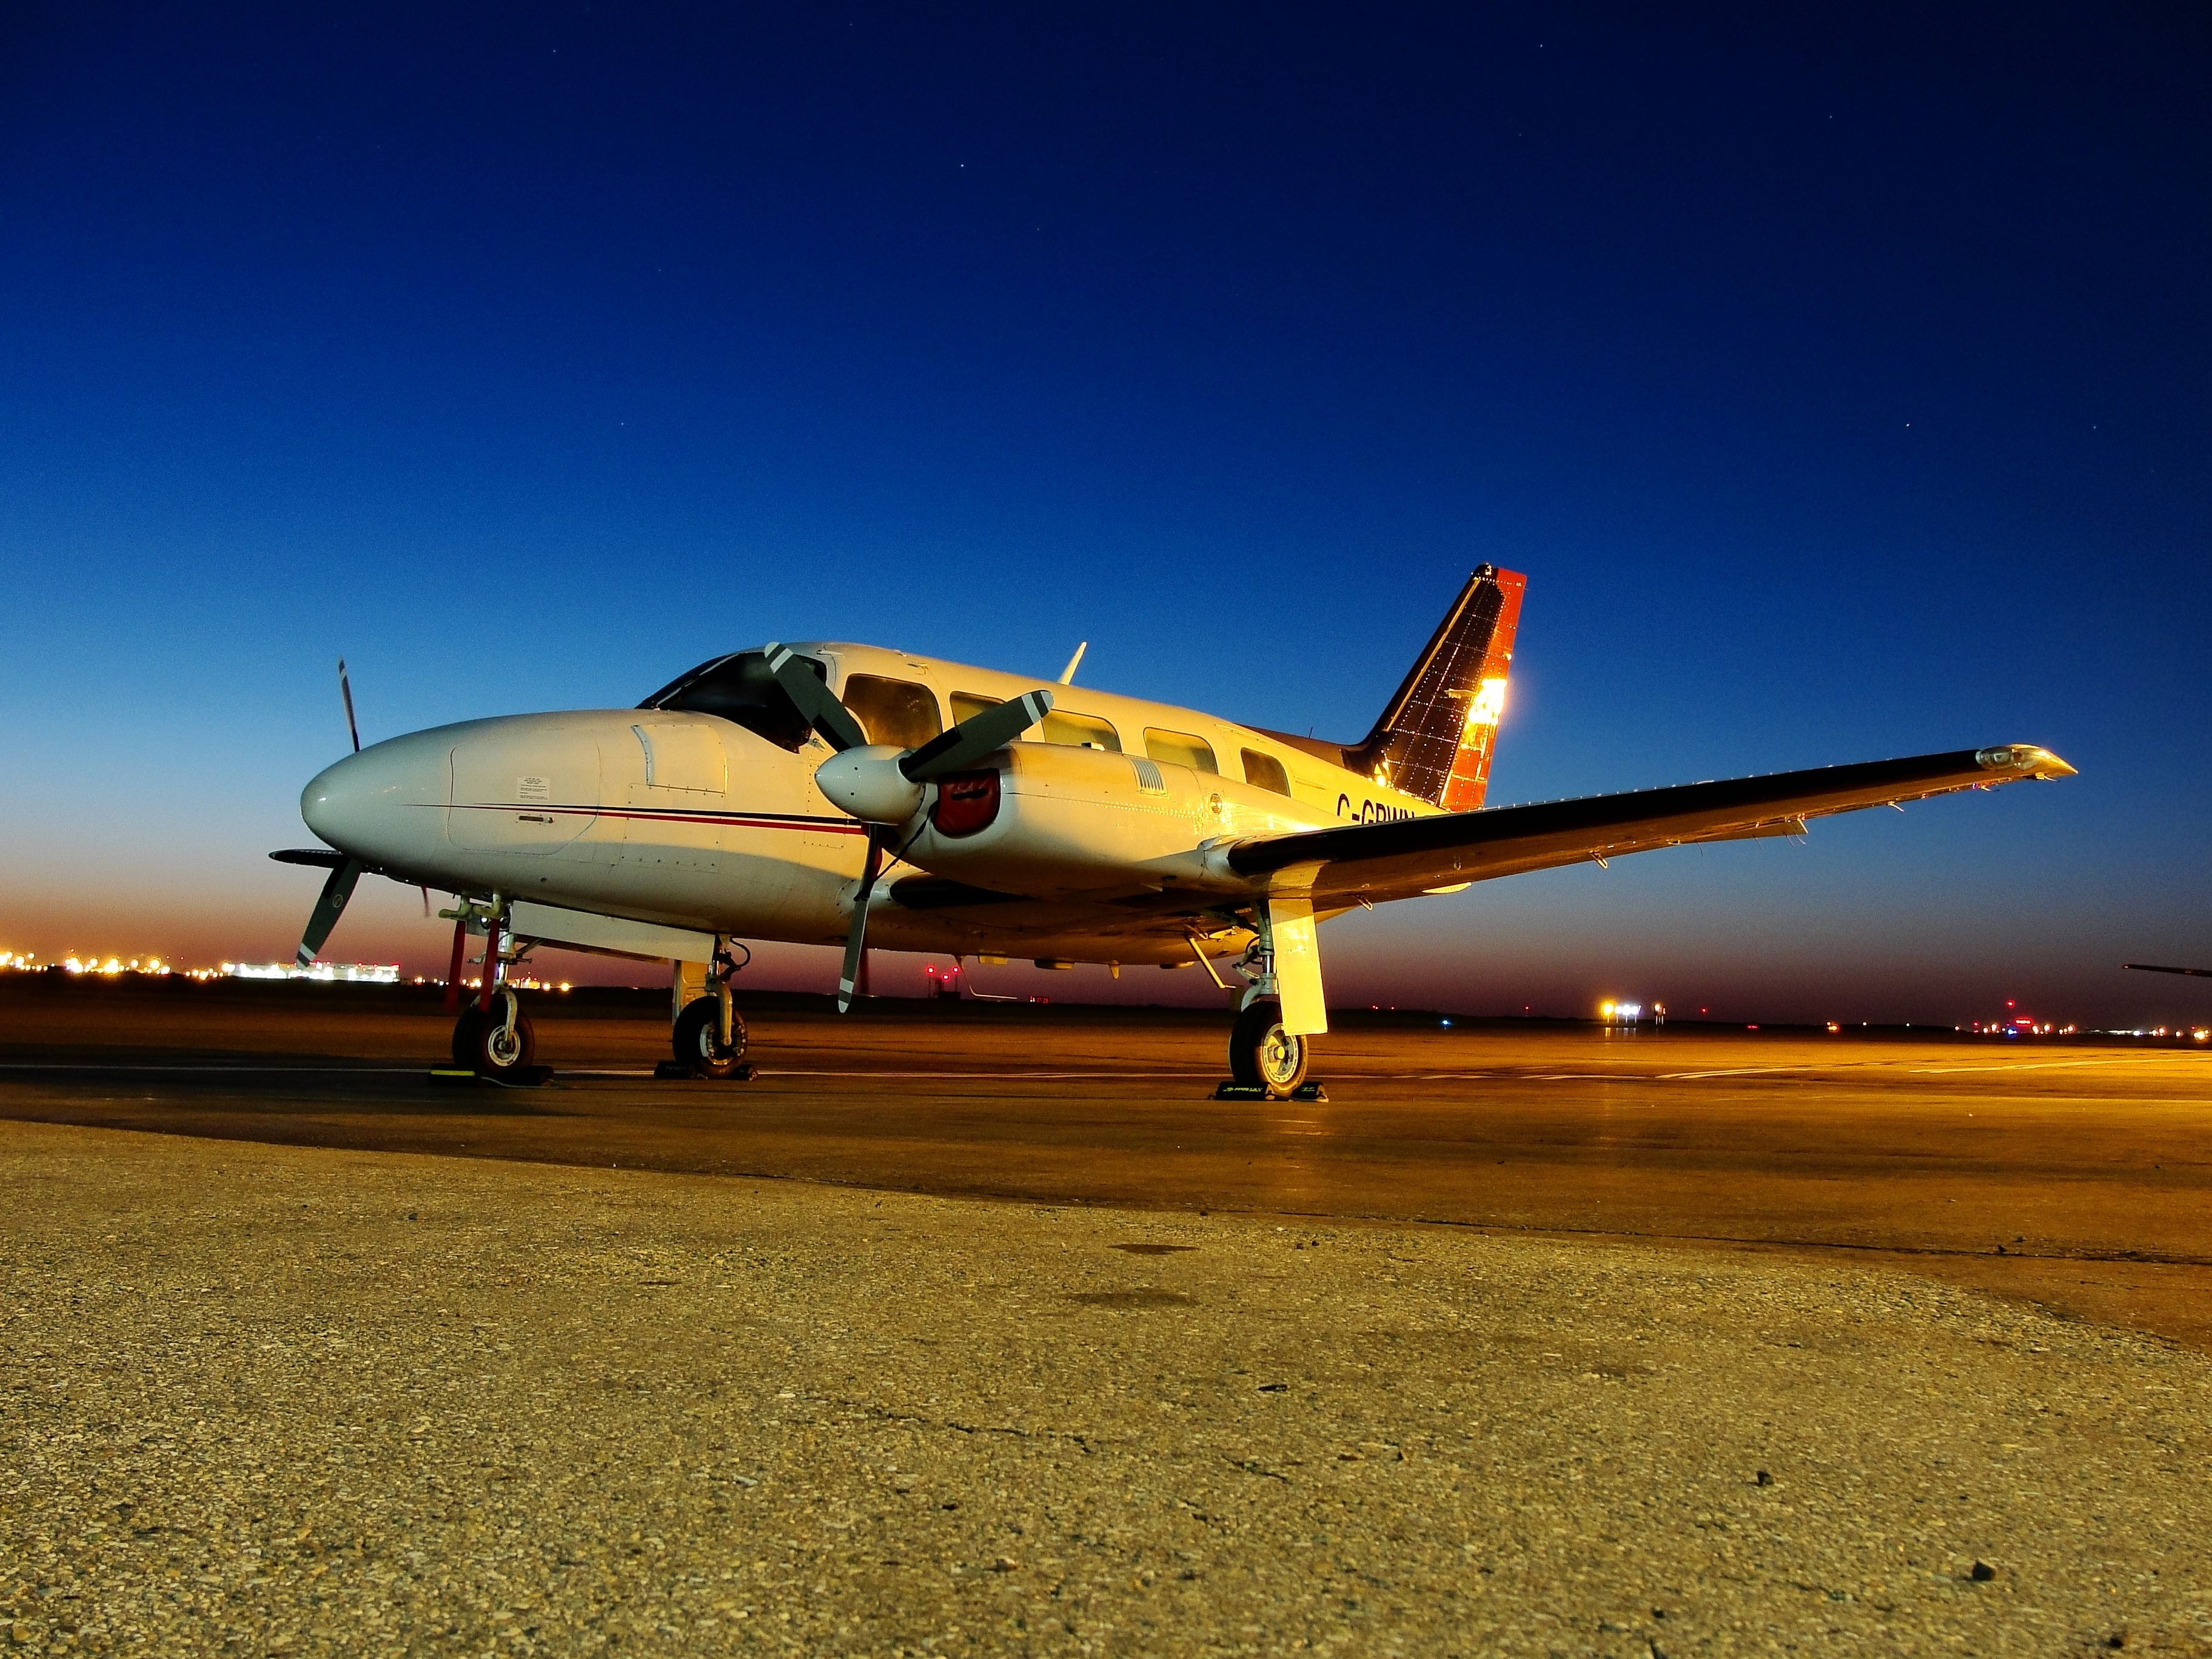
[[638, 650, 823, 752]]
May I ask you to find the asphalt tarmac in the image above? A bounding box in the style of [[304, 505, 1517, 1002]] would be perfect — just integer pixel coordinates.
[[4, 981, 2210, 1654], [1, 981, 2208, 1350]]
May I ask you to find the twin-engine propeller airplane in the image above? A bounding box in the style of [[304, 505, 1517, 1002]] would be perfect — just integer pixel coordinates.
[[276, 567, 2074, 1094]]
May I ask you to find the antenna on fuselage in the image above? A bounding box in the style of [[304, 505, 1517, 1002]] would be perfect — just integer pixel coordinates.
[[1057, 642, 1087, 685]]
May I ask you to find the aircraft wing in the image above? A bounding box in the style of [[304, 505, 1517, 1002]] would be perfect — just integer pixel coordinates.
[[1224, 744, 2074, 906]]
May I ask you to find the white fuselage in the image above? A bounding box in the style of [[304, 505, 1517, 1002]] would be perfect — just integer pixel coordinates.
[[303, 643, 1439, 966]]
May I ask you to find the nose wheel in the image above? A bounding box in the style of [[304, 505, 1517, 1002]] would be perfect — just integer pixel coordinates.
[[454, 990, 537, 1079]]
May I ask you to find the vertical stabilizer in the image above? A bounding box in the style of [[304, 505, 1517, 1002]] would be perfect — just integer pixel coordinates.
[[1344, 565, 1526, 811]]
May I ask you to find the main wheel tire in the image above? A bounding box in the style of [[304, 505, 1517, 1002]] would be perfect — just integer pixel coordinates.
[[463, 992, 537, 1079], [673, 997, 746, 1080], [1228, 1000, 1310, 1098], [451, 1005, 486, 1068]]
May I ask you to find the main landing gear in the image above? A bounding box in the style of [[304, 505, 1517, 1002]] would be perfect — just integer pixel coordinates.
[[662, 940, 754, 1081], [1213, 915, 1327, 1102], [439, 896, 543, 1084]]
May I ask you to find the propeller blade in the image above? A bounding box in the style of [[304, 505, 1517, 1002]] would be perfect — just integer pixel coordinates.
[[269, 848, 348, 869], [763, 643, 868, 752], [338, 659, 361, 752], [836, 830, 886, 1011], [296, 857, 364, 968], [901, 689, 1053, 780]]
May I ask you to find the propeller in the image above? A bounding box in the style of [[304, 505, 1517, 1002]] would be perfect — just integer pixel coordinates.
[[273, 660, 373, 967], [294, 857, 364, 968], [899, 691, 1055, 781], [837, 829, 888, 1011], [338, 657, 361, 752], [763, 645, 866, 751], [762, 647, 1054, 1010]]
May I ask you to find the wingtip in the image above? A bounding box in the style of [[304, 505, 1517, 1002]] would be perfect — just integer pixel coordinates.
[[1977, 744, 2076, 780]]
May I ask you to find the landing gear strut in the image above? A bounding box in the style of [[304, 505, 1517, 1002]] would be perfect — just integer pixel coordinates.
[[667, 939, 752, 1080]]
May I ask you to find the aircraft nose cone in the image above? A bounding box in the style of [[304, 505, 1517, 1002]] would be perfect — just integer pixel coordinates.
[[301, 731, 451, 866]]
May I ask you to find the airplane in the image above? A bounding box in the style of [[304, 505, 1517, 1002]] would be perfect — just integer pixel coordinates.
[[275, 566, 2076, 1095]]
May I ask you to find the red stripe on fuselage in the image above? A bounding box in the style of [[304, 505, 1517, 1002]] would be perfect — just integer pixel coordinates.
[[452, 803, 867, 835]]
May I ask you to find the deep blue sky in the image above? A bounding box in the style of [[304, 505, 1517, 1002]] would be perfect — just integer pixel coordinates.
[[2, 4, 2207, 1024]]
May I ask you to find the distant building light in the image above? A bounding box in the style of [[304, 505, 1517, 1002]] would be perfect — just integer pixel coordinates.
[[226, 962, 400, 984]]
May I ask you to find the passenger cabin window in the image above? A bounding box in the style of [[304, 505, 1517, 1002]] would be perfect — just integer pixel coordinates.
[[1240, 748, 1292, 797], [951, 691, 1002, 725], [952, 691, 1051, 742], [640, 650, 817, 752], [843, 675, 943, 749], [1144, 728, 1218, 774], [1039, 709, 1121, 752]]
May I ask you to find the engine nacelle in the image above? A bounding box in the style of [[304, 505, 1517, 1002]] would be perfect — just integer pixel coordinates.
[[891, 743, 1327, 900]]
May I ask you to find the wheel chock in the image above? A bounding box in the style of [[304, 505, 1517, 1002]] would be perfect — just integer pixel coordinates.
[[484, 1065, 555, 1088], [653, 1061, 758, 1082], [428, 1065, 555, 1088], [1211, 1081, 1329, 1102]]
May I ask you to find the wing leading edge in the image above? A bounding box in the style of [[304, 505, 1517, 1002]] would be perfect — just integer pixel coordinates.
[[1224, 744, 2074, 905]]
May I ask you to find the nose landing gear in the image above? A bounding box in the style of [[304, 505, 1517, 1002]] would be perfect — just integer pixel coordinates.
[[437, 897, 544, 1084]]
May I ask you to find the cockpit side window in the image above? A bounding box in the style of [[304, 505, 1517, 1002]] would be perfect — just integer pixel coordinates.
[[640, 651, 820, 752]]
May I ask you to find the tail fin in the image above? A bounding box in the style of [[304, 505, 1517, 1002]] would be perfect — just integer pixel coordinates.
[[1344, 565, 1526, 811]]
